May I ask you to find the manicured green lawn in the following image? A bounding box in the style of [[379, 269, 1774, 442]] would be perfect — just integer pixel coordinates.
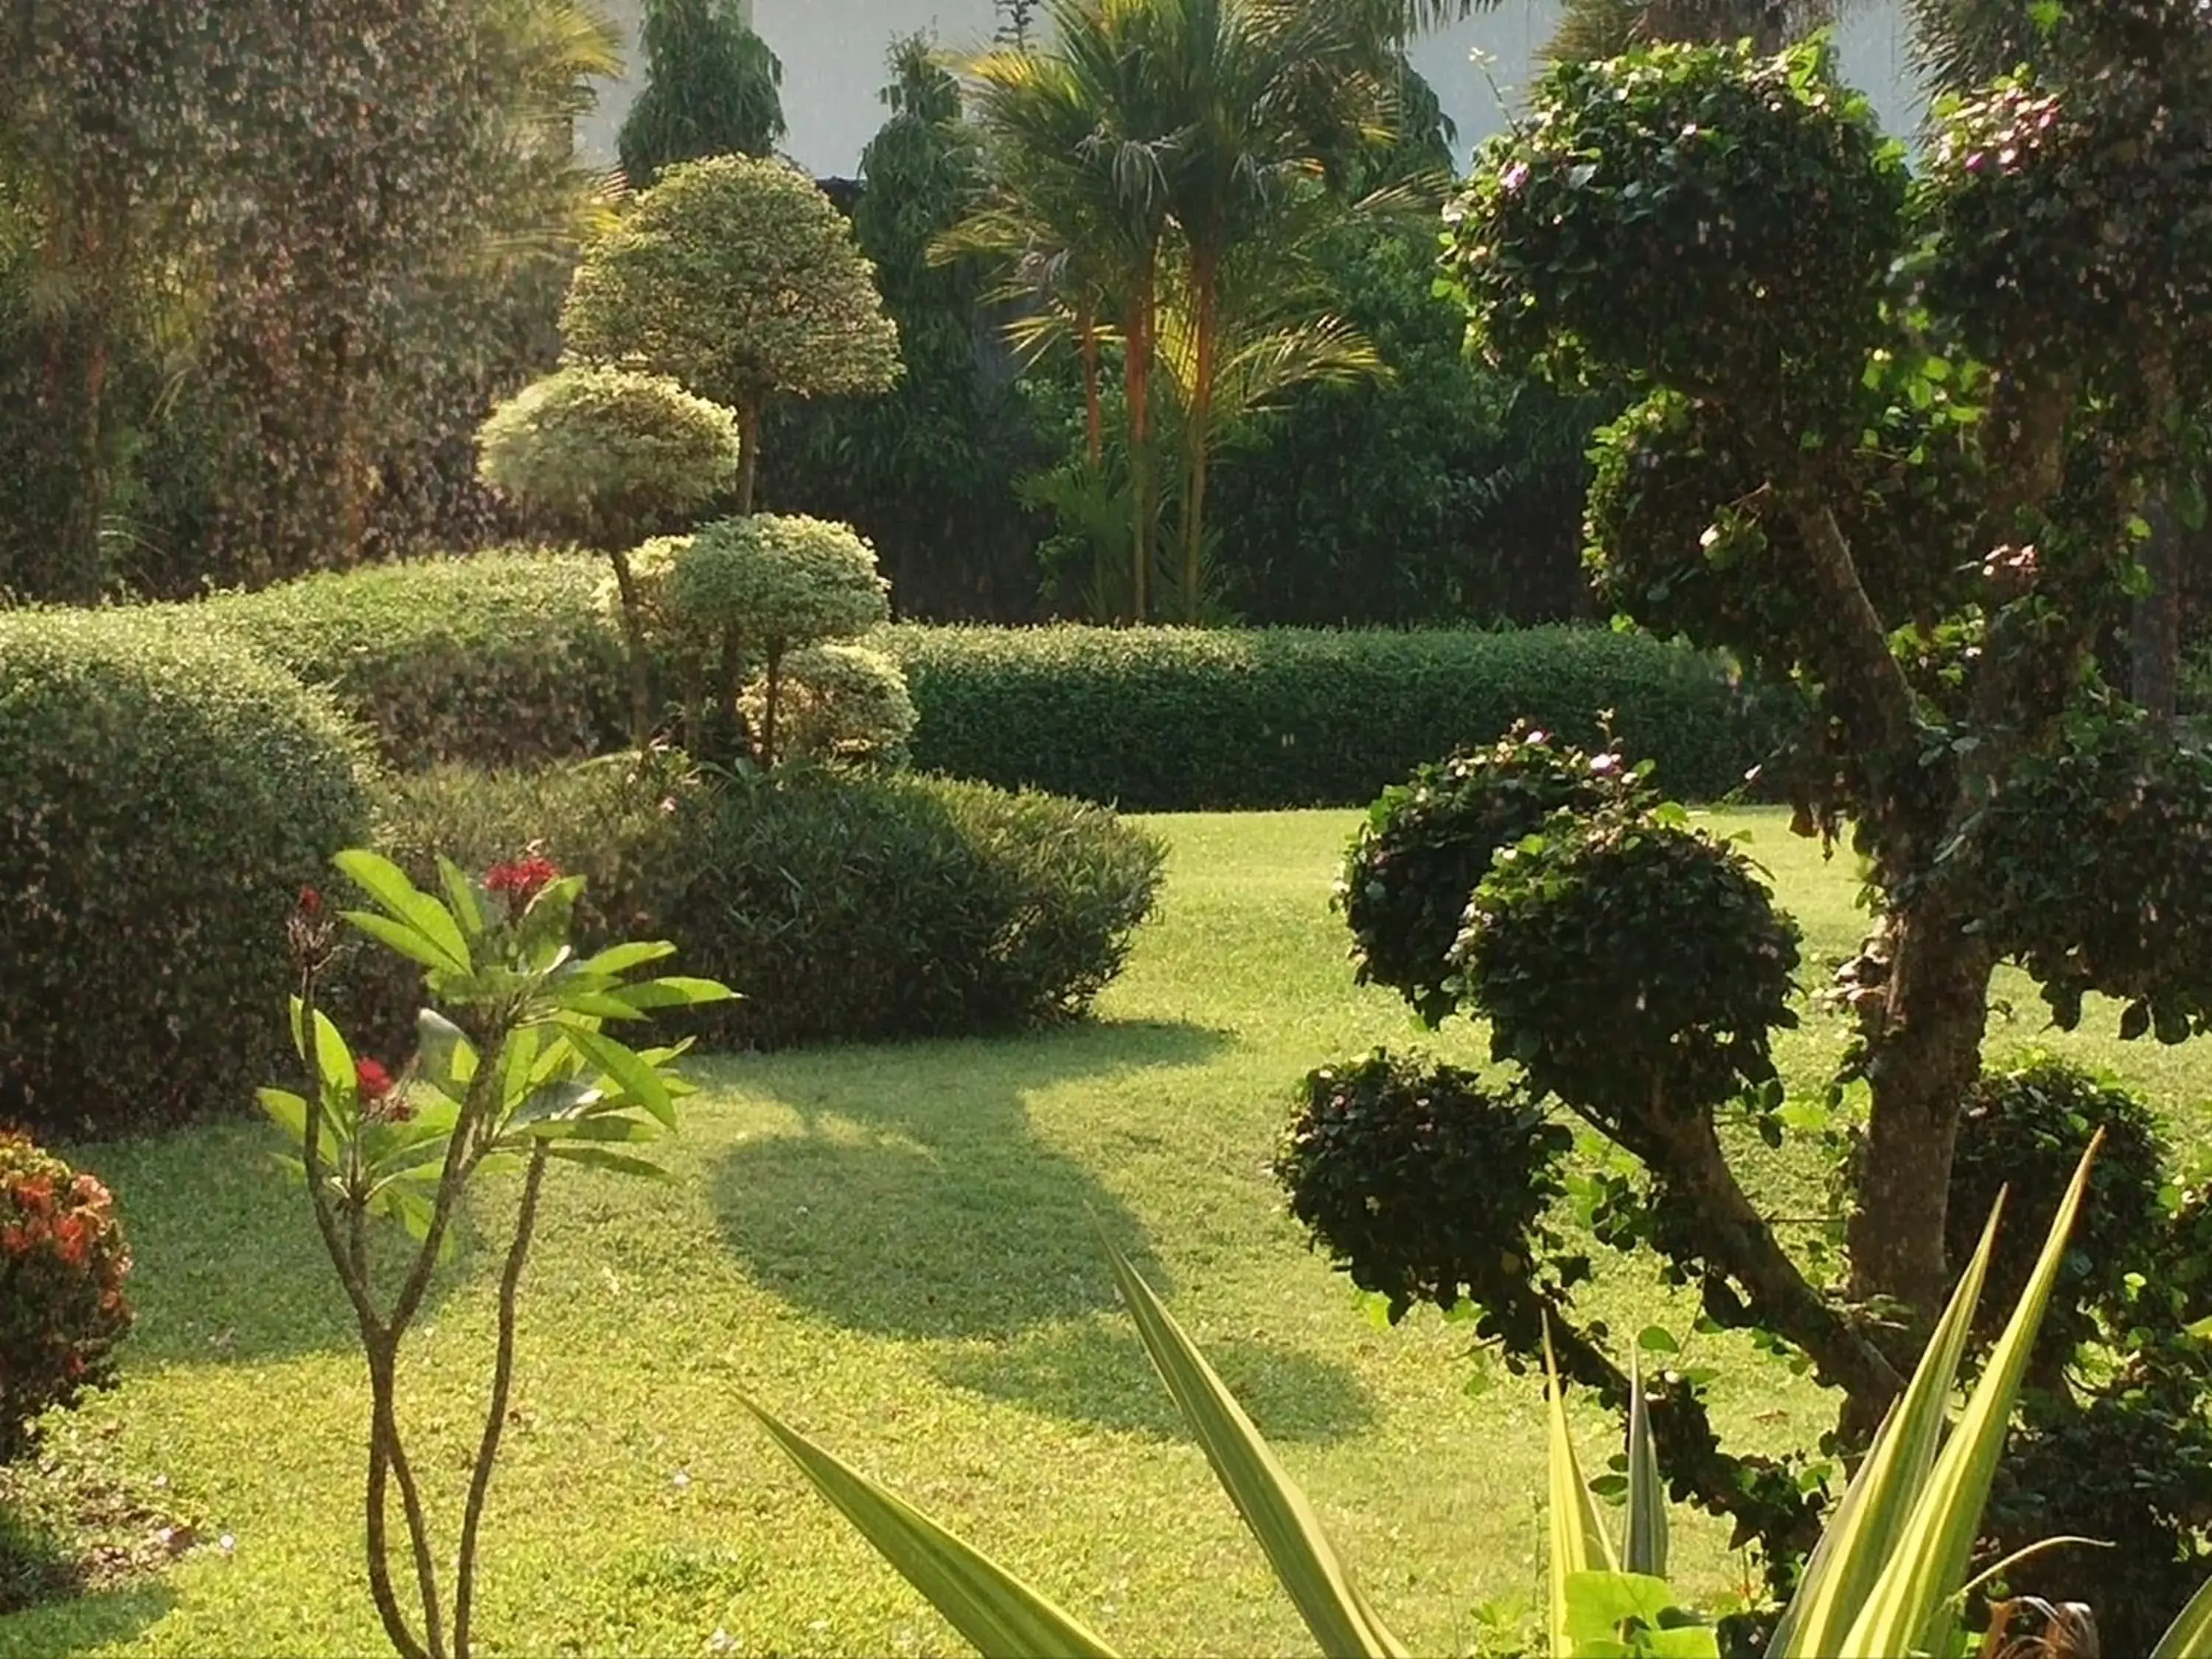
[[3, 809, 2205, 1658]]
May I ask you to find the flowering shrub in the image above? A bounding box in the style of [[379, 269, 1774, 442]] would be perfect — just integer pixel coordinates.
[[0, 1135, 131, 1462]]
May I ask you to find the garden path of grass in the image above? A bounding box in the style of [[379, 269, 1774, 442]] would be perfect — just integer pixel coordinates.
[[3, 808, 2207, 1658]]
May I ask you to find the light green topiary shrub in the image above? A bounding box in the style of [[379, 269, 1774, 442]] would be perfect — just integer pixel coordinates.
[[740, 641, 917, 767]]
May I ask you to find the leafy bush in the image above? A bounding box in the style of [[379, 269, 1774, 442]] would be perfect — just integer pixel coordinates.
[[1273, 1051, 1576, 1324], [0, 1135, 131, 1462], [1338, 726, 1619, 1026], [475, 366, 740, 552], [0, 610, 374, 1136], [1455, 799, 1803, 1130], [197, 550, 627, 771], [1942, 1054, 2167, 1366], [667, 771, 1164, 1048], [740, 642, 916, 767], [892, 623, 1775, 810]]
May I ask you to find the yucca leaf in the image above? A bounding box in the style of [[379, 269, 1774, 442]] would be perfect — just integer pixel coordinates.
[[1840, 1134, 2102, 1656], [2154, 1569, 2212, 1658], [742, 1398, 1120, 1659], [1545, 1323, 1619, 1658], [1099, 1229, 1410, 1659], [1625, 1358, 1669, 1580], [1768, 1194, 2006, 1659]]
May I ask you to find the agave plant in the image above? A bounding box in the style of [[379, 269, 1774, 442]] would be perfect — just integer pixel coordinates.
[[745, 1136, 2212, 1658]]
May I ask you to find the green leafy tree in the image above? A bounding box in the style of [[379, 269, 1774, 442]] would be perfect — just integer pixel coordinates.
[[616, 0, 786, 189], [476, 364, 741, 741], [1433, 4, 2212, 1454], [563, 155, 902, 515]]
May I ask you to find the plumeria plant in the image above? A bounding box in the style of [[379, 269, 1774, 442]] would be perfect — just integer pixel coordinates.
[[265, 848, 731, 1659]]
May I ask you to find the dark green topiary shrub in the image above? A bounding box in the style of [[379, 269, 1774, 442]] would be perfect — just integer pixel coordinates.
[[1943, 1054, 2167, 1367], [667, 770, 1164, 1048], [0, 611, 375, 1135], [1273, 1050, 1576, 1324], [1338, 726, 1622, 1026], [197, 550, 628, 771], [1453, 801, 1803, 1133]]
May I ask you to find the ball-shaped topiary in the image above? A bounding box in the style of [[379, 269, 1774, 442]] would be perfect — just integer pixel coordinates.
[[0, 1133, 131, 1462], [1452, 38, 1905, 417], [474, 365, 740, 552], [561, 154, 901, 509], [1941, 1055, 2166, 1368], [1273, 1049, 1577, 1325], [0, 611, 375, 1136], [1337, 725, 1620, 1027], [476, 366, 741, 745], [664, 515, 889, 655], [740, 641, 917, 767], [1453, 804, 1803, 1137]]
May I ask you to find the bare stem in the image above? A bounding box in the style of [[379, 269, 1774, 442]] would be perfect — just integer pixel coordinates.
[[451, 1144, 549, 1659]]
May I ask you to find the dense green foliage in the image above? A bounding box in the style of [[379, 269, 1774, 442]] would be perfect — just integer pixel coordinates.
[[1274, 1051, 1574, 1324], [0, 611, 374, 1136], [739, 643, 918, 768], [616, 0, 785, 189], [369, 762, 1163, 1051], [0, 1135, 131, 1464], [196, 552, 626, 771], [664, 771, 1166, 1048], [1337, 725, 1612, 1025], [474, 366, 740, 551], [660, 517, 890, 656], [894, 623, 1773, 808]]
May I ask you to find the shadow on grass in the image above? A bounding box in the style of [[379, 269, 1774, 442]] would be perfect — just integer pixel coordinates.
[[933, 1319, 1379, 1444], [60, 1120, 474, 1368], [0, 1583, 176, 1658], [705, 1020, 1227, 1340]]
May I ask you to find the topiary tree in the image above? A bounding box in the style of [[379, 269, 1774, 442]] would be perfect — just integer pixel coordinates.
[[1277, 1, 2212, 1621], [476, 364, 740, 745], [657, 514, 890, 765], [560, 156, 902, 514], [738, 641, 917, 768]]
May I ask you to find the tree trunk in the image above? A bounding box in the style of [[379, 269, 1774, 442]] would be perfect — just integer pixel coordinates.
[[1125, 255, 1157, 625], [737, 397, 762, 517], [760, 646, 783, 770], [1182, 256, 1218, 625], [605, 549, 655, 748], [1844, 895, 1995, 1424], [1079, 314, 1104, 468], [2132, 493, 2182, 726]]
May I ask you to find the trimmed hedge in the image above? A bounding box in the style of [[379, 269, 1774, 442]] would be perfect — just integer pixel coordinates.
[[366, 761, 1164, 1051], [195, 550, 626, 771], [0, 610, 375, 1137], [185, 552, 1778, 804], [890, 625, 1773, 809]]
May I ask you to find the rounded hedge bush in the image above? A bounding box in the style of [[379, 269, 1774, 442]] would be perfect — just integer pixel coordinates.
[[0, 1133, 132, 1461], [662, 514, 889, 655], [740, 641, 917, 767], [0, 611, 375, 1135], [668, 770, 1165, 1047], [198, 550, 627, 771]]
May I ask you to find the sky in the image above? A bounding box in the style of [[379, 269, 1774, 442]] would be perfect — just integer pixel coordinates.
[[577, 1, 1927, 179]]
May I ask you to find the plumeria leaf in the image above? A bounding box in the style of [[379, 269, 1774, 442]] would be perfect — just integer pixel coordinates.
[[543, 1144, 671, 1180], [622, 976, 740, 1010], [345, 909, 467, 975], [435, 855, 487, 938], [335, 849, 470, 973], [573, 940, 678, 978], [566, 1025, 676, 1130]]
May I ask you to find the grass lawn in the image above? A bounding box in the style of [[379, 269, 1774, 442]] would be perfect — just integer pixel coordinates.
[[3, 808, 2206, 1658]]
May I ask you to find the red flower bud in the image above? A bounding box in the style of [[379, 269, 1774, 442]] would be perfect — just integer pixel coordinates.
[[355, 1058, 394, 1101], [298, 886, 323, 917]]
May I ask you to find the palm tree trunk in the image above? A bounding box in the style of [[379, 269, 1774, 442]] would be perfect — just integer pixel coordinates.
[[1126, 254, 1157, 625], [1182, 255, 1220, 624]]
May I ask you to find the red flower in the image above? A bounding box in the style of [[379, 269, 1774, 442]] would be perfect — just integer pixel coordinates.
[[54, 1214, 87, 1267], [355, 1058, 395, 1102], [298, 886, 323, 917], [484, 855, 560, 913]]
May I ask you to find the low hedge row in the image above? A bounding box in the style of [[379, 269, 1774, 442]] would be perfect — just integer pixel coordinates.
[[888, 624, 1775, 809], [0, 609, 376, 1138], [189, 552, 1777, 806]]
